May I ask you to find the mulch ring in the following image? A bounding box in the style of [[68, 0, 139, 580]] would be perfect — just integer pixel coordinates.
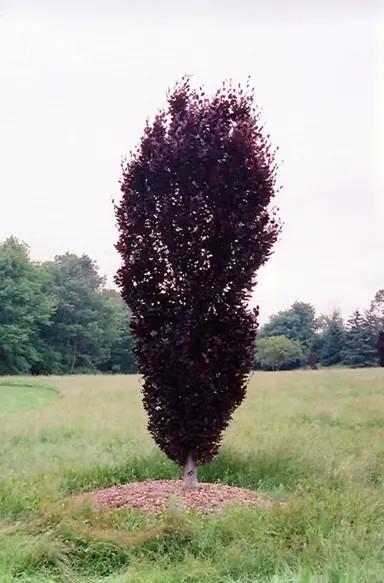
[[75, 480, 283, 515]]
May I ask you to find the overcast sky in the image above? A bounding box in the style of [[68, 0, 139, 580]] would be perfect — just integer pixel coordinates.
[[1, 1, 383, 323]]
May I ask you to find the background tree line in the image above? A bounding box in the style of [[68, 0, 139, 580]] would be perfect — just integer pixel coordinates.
[[255, 298, 384, 371], [0, 237, 136, 375], [0, 236, 382, 375]]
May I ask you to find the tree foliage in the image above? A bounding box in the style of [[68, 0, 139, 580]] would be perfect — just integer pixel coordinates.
[[378, 331, 384, 367], [370, 290, 384, 327], [259, 301, 317, 354], [341, 310, 377, 368], [258, 299, 381, 370], [0, 234, 382, 377], [256, 335, 304, 371], [115, 78, 281, 470], [0, 239, 136, 376], [315, 310, 345, 367], [0, 238, 55, 374], [43, 253, 112, 373], [98, 289, 137, 374], [368, 290, 384, 367]]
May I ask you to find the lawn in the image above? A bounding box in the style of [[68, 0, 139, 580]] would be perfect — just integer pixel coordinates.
[[0, 369, 383, 582], [0, 380, 60, 414]]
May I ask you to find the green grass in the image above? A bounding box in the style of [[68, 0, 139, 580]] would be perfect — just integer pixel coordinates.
[[0, 369, 383, 582], [0, 380, 60, 413]]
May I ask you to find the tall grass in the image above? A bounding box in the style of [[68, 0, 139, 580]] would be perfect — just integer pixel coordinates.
[[0, 369, 383, 582]]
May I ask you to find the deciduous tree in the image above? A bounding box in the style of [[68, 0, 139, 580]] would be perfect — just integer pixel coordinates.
[[115, 78, 281, 487], [378, 331, 384, 367], [43, 254, 112, 372], [260, 301, 317, 356], [0, 237, 55, 374], [256, 335, 304, 371]]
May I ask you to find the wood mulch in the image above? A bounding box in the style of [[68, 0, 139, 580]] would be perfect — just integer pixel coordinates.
[[76, 480, 281, 515]]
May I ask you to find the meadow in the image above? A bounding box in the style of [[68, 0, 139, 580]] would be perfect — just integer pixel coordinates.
[[0, 369, 383, 583]]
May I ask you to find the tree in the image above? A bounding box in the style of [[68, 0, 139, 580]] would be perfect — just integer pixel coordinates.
[[98, 289, 137, 374], [378, 331, 384, 367], [309, 354, 318, 370], [342, 310, 377, 368], [42, 254, 115, 373], [260, 301, 317, 358], [0, 237, 56, 374], [370, 290, 384, 328], [316, 310, 345, 367], [115, 78, 280, 488], [256, 335, 304, 371], [367, 290, 384, 366], [0, 238, 137, 376]]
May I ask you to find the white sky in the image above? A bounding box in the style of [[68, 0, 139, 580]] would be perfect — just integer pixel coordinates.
[[1, 1, 383, 323]]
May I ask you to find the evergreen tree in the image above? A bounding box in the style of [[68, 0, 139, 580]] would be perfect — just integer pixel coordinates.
[[317, 311, 345, 367], [342, 310, 377, 368]]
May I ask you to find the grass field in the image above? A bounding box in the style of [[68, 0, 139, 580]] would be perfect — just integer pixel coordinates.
[[0, 369, 383, 583], [0, 380, 60, 414]]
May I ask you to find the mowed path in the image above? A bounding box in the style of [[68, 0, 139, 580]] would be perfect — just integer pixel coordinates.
[[0, 380, 60, 413]]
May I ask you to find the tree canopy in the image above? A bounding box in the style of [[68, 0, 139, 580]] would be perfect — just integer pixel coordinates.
[[256, 336, 304, 371], [115, 77, 281, 483], [0, 238, 136, 376], [0, 238, 55, 374], [259, 302, 317, 354]]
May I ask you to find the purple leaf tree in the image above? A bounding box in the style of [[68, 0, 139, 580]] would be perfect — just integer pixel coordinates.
[[115, 78, 281, 488], [378, 331, 384, 367]]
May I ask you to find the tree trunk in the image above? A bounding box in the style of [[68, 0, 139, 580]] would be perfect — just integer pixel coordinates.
[[71, 340, 77, 371], [182, 454, 198, 490]]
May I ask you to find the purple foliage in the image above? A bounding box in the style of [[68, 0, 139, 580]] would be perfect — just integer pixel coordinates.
[[378, 331, 384, 367], [115, 77, 281, 467]]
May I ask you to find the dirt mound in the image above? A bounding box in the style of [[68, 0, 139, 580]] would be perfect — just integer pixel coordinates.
[[77, 480, 279, 515]]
